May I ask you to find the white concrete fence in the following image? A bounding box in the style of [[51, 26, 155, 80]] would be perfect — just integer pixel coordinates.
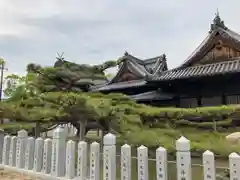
[[0, 127, 240, 180]]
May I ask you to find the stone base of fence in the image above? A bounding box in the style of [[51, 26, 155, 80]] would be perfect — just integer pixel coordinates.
[[0, 164, 69, 180]]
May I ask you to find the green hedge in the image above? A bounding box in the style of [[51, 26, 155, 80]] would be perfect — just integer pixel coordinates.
[[128, 105, 240, 131]]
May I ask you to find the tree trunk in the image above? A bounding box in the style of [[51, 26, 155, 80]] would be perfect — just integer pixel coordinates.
[[213, 119, 217, 132], [35, 122, 41, 138], [79, 120, 86, 141]]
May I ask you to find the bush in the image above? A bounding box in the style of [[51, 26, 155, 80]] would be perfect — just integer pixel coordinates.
[[132, 105, 239, 130]]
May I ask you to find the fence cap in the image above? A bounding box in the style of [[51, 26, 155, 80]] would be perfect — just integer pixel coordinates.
[[44, 138, 52, 142], [53, 127, 66, 139], [91, 141, 100, 149], [18, 129, 28, 138], [203, 150, 214, 156], [103, 133, 116, 145], [4, 134, 10, 138], [11, 136, 17, 139], [176, 136, 190, 151], [137, 145, 147, 150], [229, 152, 240, 158], [28, 136, 35, 140], [121, 144, 131, 149], [36, 137, 44, 141], [67, 139, 75, 144], [156, 146, 166, 152]]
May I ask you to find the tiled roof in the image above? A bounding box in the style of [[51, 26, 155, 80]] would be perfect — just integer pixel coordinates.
[[91, 79, 146, 91], [117, 52, 168, 75], [152, 58, 240, 81], [93, 53, 168, 91], [130, 90, 173, 101], [180, 15, 240, 68]]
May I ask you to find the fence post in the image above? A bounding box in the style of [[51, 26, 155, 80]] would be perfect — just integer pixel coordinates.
[[137, 145, 148, 180], [77, 141, 88, 180], [203, 150, 215, 180], [156, 147, 167, 180], [176, 136, 191, 180], [121, 144, 131, 180], [51, 127, 66, 177], [25, 137, 35, 170], [0, 129, 4, 163], [9, 136, 17, 166], [16, 129, 28, 168], [229, 152, 240, 180], [42, 138, 52, 174], [103, 133, 116, 180], [2, 135, 11, 165], [34, 137, 44, 172], [65, 140, 76, 179], [89, 141, 100, 180]]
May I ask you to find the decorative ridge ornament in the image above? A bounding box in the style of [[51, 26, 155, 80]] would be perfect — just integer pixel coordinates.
[[215, 40, 223, 50], [56, 52, 65, 61], [209, 9, 228, 33], [162, 54, 166, 61]]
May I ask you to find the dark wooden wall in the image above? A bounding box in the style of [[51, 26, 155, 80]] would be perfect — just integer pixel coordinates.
[[155, 73, 240, 107]]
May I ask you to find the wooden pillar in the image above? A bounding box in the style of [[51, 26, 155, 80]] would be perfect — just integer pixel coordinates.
[[197, 96, 202, 107], [222, 94, 226, 105], [175, 96, 180, 107]]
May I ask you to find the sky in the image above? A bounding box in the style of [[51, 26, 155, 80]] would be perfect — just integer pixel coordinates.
[[1, 0, 240, 77]]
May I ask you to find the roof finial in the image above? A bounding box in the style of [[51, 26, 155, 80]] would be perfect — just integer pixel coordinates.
[[162, 53, 166, 61], [56, 52, 65, 61], [124, 51, 129, 56], [209, 9, 227, 33], [215, 8, 219, 17]]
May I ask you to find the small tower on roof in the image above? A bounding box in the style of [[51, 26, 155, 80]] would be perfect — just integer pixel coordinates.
[[209, 9, 228, 33]]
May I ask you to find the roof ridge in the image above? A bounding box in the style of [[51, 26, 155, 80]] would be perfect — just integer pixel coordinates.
[[143, 54, 165, 62]]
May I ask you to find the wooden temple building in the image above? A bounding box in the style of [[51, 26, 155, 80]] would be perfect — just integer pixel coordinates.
[[94, 13, 240, 108]]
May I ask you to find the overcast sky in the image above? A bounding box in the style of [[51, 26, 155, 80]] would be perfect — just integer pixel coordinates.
[[1, 0, 240, 76]]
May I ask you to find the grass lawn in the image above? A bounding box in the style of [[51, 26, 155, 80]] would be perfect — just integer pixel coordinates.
[[118, 127, 240, 158], [86, 127, 240, 159]]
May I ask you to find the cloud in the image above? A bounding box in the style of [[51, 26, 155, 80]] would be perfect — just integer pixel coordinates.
[[1, 0, 240, 76]]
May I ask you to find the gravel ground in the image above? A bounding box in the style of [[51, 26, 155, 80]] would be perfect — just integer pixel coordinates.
[[0, 168, 43, 180]]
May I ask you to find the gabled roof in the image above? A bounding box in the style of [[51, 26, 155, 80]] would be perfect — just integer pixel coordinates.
[[180, 12, 240, 68], [110, 52, 167, 83], [93, 52, 168, 91], [151, 57, 240, 81], [119, 52, 168, 72]]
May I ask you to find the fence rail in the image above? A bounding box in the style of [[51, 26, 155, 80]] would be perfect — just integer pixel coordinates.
[[0, 127, 239, 180]]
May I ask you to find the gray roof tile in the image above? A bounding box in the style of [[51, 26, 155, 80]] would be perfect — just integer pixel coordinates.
[[92, 79, 146, 91], [152, 58, 240, 81], [130, 90, 173, 101]]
